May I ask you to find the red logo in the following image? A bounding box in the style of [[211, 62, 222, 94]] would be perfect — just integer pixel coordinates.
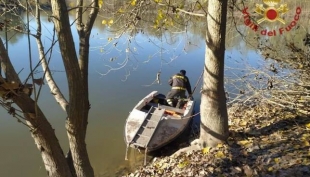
[[242, 1, 301, 36]]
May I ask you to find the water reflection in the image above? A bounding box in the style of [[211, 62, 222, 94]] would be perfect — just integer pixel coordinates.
[[1, 1, 308, 177], [0, 13, 207, 176]]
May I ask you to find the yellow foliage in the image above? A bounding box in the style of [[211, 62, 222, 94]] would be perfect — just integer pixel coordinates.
[[99, 0, 103, 8], [268, 167, 273, 171], [107, 37, 113, 42], [154, 0, 162, 3], [102, 19, 113, 26], [131, 0, 137, 6], [304, 140, 310, 147], [215, 151, 225, 158], [155, 19, 159, 25], [217, 143, 223, 148], [157, 169, 164, 175], [158, 10, 163, 19], [301, 134, 310, 140], [154, 163, 160, 169], [118, 8, 124, 13], [108, 19, 114, 25], [239, 120, 247, 126], [177, 159, 189, 168], [306, 123, 310, 128], [274, 158, 280, 164], [238, 140, 251, 146], [202, 147, 211, 154]]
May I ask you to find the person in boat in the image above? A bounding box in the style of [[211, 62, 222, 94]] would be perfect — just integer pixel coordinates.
[[166, 70, 192, 107]]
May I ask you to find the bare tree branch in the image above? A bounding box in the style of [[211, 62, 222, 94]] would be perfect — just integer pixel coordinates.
[[33, 0, 69, 113]]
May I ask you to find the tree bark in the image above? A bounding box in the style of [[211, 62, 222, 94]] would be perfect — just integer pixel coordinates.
[[50, 0, 97, 176], [0, 38, 73, 177], [199, 0, 229, 147], [34, 0, 69, 113]]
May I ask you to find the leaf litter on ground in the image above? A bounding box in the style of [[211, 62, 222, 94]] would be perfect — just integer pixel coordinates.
[[122, 99, 310, 177]]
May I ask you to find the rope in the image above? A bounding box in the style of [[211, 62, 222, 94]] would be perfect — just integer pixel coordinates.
[[181, 111, 200, 120], [192, 70, 204, 95]]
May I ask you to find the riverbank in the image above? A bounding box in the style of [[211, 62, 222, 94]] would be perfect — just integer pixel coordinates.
[[122, 98, 310, 177]]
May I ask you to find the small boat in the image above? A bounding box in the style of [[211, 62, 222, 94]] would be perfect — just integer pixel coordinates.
[[124, 91, 195, 153]]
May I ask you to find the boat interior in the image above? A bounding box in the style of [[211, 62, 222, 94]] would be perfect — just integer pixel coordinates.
[[141, 93, 187, 117]]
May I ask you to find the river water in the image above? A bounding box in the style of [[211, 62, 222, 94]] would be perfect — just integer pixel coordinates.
[[0, 1, 308, 176], [0, 13, 208, 176]]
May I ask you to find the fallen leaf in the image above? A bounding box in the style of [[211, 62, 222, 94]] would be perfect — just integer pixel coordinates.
[[217, 143, 223, 148], [177, 160, 189, 169], [243, 165, 253, 176], [215, 151, 225, 158], [202, 147, 211, 154], [274, 158, 280, 164], [239, 120, 247, 126], [238, 140, 251, 146], [160, 163, 168, 169]]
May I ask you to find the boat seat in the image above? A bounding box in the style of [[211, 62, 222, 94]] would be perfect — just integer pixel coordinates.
[[145, 102, 184, 114], [158, 105, 184, 114]]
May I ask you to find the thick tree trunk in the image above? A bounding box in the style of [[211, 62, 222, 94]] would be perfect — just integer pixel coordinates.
[[0, 38, 73, 177], [15, 97, 73, 177], [50, 1, 94, 176], [199, 0, 229, 147]]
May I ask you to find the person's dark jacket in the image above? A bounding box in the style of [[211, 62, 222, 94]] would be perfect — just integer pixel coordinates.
[[168, 73, 192, 95]]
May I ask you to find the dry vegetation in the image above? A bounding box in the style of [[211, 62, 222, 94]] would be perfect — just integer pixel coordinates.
[[122, 100, 310, 177]]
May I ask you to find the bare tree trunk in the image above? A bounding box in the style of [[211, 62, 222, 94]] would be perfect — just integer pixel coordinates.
[[199, 0, 229, 147], [0, 38, 73, 177], [50, 0, 97, 176]]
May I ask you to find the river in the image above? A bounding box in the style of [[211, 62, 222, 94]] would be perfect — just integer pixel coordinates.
[[0, 1, 308, 176]]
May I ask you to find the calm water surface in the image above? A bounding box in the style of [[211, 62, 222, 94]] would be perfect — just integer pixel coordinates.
[[0, 14, 265, 177]]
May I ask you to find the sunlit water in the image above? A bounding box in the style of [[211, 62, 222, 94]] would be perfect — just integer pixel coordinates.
[[0, 9, 284, 177]]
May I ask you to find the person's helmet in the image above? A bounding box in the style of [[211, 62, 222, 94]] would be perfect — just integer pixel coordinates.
[[180, 70, 186, 75]]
